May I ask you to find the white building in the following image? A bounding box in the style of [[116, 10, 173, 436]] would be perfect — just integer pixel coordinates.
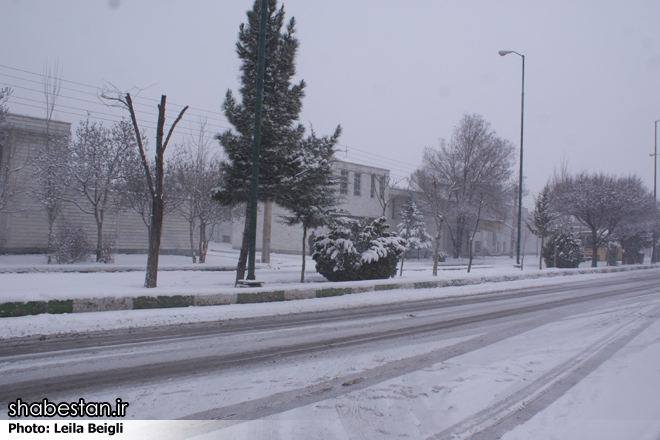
[[1, 113, 531, 261]]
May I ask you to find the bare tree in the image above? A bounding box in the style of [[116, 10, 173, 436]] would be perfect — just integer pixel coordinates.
[[30, 63, 70, 262], [103, 92, 188, 287], [410, 167, 455, 275], [374, 175, 405, 217], [118, 138, 157, 230], [550, 173, 653, 267], [171, 120, 230, 263], [43, 62, 62, 128], [423, 114, 515, 259], [65, 118, 135, 262], [466, 197, 484, 273]]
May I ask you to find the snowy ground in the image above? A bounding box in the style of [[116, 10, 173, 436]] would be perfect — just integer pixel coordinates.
[[1, 244, 659, 439], [0, 242, 631, 338], [0, 242, 626, 305]]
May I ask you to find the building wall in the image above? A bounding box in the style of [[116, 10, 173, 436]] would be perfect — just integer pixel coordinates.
[[334, 161, 390, 219], [230, 160, 395, 256], [0, 114, 228, 256]]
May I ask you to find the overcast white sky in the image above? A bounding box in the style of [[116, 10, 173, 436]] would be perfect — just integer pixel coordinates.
[[4, 0, 660, 207]]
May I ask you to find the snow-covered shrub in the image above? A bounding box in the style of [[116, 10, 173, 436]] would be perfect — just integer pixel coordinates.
[[52, 223, 94, 264], [542, 232, 583, 268], [398, 200, 432, 257], [313, 217, 406, 281]]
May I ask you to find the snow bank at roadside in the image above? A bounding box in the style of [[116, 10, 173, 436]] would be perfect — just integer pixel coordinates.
[[0, 271, 620, 340]]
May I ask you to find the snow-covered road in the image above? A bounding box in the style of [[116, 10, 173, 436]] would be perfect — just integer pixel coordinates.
[[2, 270, 659, 439]]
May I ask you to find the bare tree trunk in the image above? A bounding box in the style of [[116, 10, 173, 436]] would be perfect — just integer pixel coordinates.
[[301, 225, 307, 283], [432, 230, 441, 276], [399, 254, 405, 276], [235, 203, 250, 284], [189, 219, 197, 263], [145, 197, 163, 288], [95, 212, 103, 263], [454, 220, 465, 259], [591, 230, 598, 268], [467, 202, 482, 273], [539, 236, 544, 270], [47, 217, 55, 264], [262, 200, 272, 264], [432, 215, 445, 276], [199, 222, 213, 264], [198, 221, 206, 263]]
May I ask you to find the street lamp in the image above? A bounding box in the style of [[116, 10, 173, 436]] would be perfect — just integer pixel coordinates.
[[652, 119, 660, 263], [499, 50, 525, 266]]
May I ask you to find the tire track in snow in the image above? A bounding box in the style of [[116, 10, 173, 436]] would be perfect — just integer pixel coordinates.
[[2, 275, 658, 420], [178, 284, 659, 422], [426, 303, 660, 440]]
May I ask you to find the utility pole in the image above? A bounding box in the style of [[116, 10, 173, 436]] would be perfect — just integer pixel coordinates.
[[498, 50, 525, 266], [652, 119, 659, 263], [246, 0, 268, 280]]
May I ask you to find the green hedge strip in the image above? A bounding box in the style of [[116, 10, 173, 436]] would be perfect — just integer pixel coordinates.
[[133, 295, 194, 309], [237, 291, 285, 304], [0, 300, 73, 318], [316, 287, 353, 298]]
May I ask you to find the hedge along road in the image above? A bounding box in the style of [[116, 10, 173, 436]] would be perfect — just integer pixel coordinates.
[[0, 269, 659, 430]]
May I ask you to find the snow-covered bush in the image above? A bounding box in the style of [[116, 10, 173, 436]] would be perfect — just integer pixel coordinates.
[[51, 223, 94, 264], [542, 232, 583, 269], [313, 217, 406, 281], [398, 200, 432, 254]]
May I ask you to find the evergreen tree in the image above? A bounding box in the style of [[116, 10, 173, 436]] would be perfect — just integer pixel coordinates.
[[397, 199, 432, 275], [542, 232, 583, 269], [280, 127, 342, 282], [526, 185, 557, 269], [214, 0, 306, 282]]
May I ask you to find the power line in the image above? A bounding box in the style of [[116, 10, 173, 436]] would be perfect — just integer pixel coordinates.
[[0, 64, 231, 124], [0, 75, 231, 132], [2, 63, 420, 178], [1, 81, 231, 135]]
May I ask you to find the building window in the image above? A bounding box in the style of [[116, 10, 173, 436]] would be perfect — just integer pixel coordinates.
[[354, 172, 361, 196], [371, 174, 376, 198], [339, 170, 348, 195]]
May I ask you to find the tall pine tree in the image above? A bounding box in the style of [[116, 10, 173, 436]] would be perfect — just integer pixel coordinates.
[[215, 0, 306, 281]]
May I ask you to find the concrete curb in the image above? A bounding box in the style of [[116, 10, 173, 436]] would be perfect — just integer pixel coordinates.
[[0, 265, 235, 274], [1, 264, 657, 318]]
